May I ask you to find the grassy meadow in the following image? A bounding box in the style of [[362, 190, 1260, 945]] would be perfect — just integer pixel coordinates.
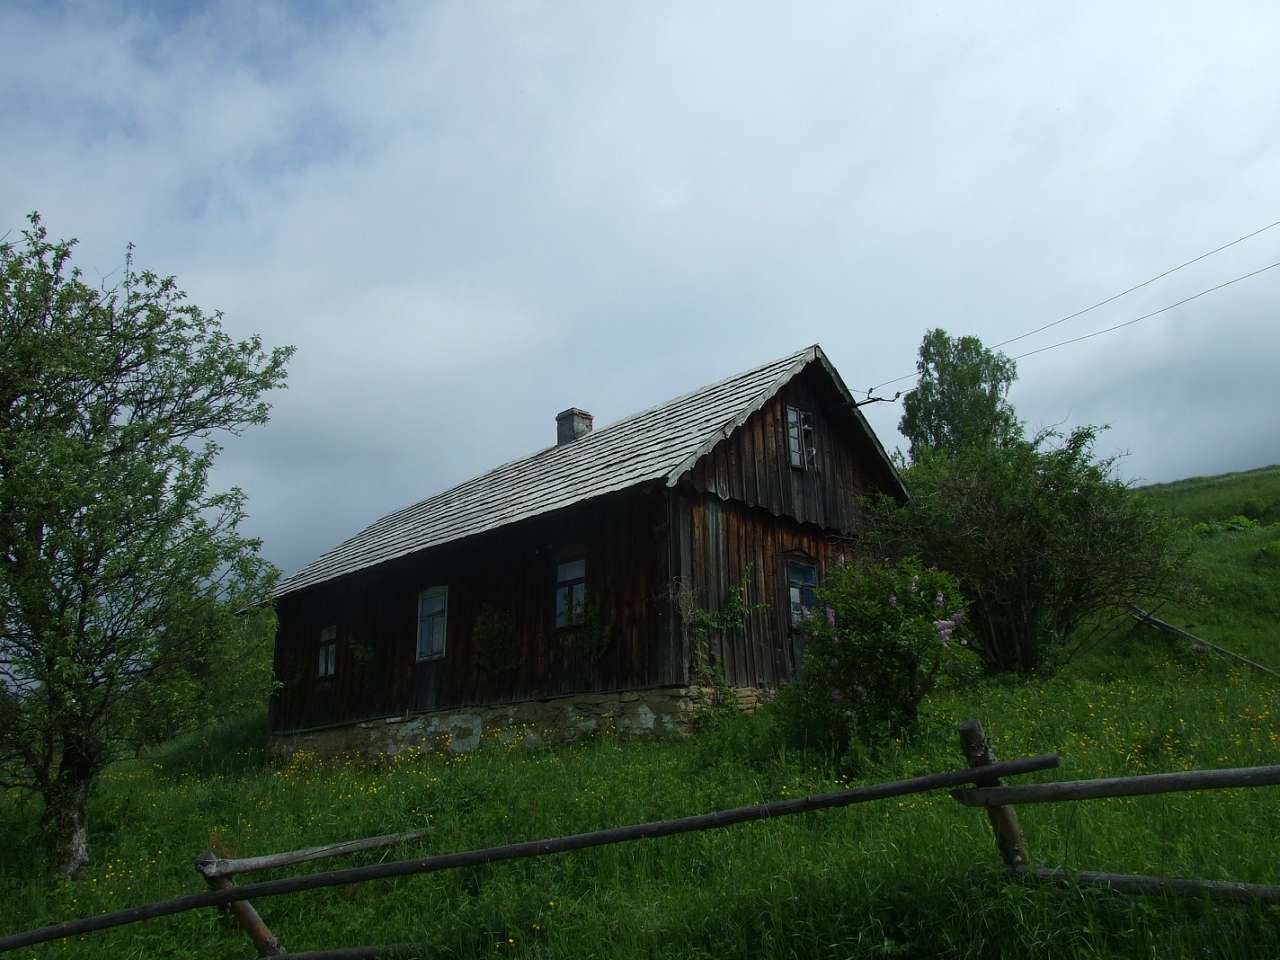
[[1, 469, 1278, 959]]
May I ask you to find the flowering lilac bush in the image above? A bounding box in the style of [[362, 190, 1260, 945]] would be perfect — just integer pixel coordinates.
[[779, 558, 967, 754]]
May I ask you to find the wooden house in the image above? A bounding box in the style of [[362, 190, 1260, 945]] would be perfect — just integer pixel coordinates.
[[269, 345, 906, 753]]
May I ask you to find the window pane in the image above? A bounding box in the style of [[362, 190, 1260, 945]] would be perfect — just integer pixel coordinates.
[[318, 645, 327, 676], [572, 582, 586, 624], [557, 559, 586, 583], [789, 586, 806, 623], [788, 561, 818, 587], [555, 585, 570, 627], [326, 644, 336, 676], [420, 586, 447, 617]]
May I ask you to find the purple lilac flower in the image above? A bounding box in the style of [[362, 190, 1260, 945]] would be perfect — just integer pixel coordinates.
[[826, 606, 836, 627], [933, 618, 957, 645], [831, 689, 844, 702], [935, 590, 945, 607]]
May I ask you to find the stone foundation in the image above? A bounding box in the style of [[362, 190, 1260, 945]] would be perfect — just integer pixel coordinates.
[[269, 685, 770, 759]]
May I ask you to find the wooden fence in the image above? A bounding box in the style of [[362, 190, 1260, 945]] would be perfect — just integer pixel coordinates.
[[1, 719, 1277, 959]]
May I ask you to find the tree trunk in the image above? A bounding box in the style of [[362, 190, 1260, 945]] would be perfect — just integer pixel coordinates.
[[42, 750, 96, 878]]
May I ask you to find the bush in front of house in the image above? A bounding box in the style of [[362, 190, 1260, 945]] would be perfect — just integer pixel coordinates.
[[779, 557, 967, 756]]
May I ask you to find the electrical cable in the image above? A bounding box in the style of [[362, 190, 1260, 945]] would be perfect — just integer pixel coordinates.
[[865, 218, 1280, 394]]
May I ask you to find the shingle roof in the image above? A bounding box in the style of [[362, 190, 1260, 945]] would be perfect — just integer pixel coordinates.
[[275, 344, 899, 598]]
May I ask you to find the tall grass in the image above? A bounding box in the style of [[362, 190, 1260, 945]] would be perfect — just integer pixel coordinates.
[[0, 470, 1277, 959]]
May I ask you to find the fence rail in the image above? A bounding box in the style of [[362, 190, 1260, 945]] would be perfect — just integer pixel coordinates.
[[1, 718, 1277, 958], [0, 751, 1059, 954]]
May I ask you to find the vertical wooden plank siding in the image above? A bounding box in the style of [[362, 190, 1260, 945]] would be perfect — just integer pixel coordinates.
[[678, 491, 836, 690], [270, 489, 673, 733], [688, 363, 897, 533]]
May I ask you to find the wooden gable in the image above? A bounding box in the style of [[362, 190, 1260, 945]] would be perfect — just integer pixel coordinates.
[[684, 360, 903, 533]]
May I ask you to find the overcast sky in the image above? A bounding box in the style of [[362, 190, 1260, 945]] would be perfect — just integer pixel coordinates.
[[3, 1, 1278, 576]]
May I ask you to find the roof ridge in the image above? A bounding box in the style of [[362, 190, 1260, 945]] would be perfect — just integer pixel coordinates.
[[275, 344, 824, 597]]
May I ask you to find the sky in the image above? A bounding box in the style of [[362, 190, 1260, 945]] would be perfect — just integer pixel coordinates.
[[3, 0, 1278, 577]]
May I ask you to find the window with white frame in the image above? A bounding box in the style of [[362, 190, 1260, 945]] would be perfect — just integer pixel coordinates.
[[785, 559, 818, 626], [555, 559, 586, 628], [417, 586, 448, 660], [786, 406, 816, 470], [318, 625, 337, 678]]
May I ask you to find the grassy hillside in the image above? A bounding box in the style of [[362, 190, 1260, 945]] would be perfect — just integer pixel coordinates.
[[1, 469, 1278, 959], [1138, 463, 1280, 526]]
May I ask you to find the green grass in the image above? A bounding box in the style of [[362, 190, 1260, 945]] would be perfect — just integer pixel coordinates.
[[1137, 463, 1280, 526], [2, 468, 1278, 959]]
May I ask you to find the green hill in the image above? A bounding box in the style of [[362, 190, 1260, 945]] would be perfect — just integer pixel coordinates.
[[1135, 464, 1280, 666], [1138, 463, 1280, 525], [1, 468, 1278, 959]]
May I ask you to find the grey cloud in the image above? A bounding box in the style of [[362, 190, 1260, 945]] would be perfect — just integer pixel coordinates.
[[3, 0, 1278, 576]]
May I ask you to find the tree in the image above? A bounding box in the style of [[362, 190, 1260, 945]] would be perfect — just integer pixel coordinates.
[[0, 214, 293, 876], [865, 427, 1188, 673], [899, 328, 1020, 460]]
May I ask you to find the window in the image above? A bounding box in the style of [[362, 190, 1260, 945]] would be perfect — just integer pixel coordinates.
[[785, 560, 818, 626], [318, 625, 337, 678], [417, 586, 448, 660], [786, 406, 816, 470], [555, 559, 586, 628]]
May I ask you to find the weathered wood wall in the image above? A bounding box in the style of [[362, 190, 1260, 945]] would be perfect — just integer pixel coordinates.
[[672, 491, 852, 689], [270, 488, 677, 733], [687, 363, 899, 534]]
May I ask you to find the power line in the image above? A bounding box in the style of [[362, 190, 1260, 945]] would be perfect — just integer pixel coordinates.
[[991, 217, 1280, 351], [866, 216, 1280, 393], [1006, 259, 1280, 362]]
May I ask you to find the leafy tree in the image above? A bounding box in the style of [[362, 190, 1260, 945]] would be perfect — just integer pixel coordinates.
[[865, 427, 1188, 673], [0, 214, 292, 876], [899, 328, 1020, 460]]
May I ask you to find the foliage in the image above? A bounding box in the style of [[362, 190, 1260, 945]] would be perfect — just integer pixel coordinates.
[[898, 328, 1021, 461], [780, 558, 966, 755], [867, 427, 1189, 673], [0, 214, 292, 875], [558, 602, 615, 662], [677, 568, 764, 702], [1192, 514, 1262, 536], [0, 465, 1274, 959], [473, 604, 519, 676]]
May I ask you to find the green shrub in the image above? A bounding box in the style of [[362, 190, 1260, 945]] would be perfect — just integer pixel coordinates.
[[781, 558, 967, 755], [1196, 515, 1261, 536]]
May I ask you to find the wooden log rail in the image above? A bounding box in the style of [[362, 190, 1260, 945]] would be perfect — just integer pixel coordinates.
[[955, 721, 1280, 908], [198, 829, 430, 880], [952, 764, 1280, 807], [194, 829, 433, 956], [1129, 604, 1280, 681], [0, 752, 1060, 954]]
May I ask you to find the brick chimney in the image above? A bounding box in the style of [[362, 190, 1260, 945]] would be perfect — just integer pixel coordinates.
[[556, 408, 593, 445]]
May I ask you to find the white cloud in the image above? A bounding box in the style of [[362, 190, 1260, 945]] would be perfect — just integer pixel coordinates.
[[3, 0, 1278, 573]]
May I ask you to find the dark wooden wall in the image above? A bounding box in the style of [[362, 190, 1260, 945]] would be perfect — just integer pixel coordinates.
[[673, 492, 852, 689], [686, 362, 900, 534], [270, 488, 678, 733]]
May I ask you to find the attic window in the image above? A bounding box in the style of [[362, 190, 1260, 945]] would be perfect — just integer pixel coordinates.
[[318, 625, 337, 678], [555, 559, 586, 628], [786, 406, 816, 470], [417, 586, 448, 661]]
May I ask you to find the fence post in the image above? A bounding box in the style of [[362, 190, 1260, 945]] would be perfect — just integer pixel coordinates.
[[957, 719, 1028, 868], [195, 852, 285, 957]]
